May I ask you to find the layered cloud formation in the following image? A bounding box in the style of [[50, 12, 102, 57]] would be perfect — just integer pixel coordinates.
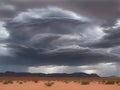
[[0, 0, 120, 76]]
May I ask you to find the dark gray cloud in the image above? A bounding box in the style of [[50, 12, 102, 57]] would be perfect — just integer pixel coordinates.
[[0, 44, 119, 66], [0, 0, 119, 22], [0, 2, 16, 20], [87, 20, 120, 48], [5, 7, 91, 49], [0, 0, 120, 76]]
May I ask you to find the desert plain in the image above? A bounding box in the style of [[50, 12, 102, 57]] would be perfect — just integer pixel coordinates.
[[0, 77, 120, 90]]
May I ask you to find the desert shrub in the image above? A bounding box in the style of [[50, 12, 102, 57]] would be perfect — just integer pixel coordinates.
[[73, 80, 77, 83], [116, 81, 120, 84], [116, 81, 120, 85], [15, 80, 23, 84], [99, 80, 106, 84], [18, 81, 23, 84], [23, 80, 27, 83], [33, 80, 39, 83], [3, 80, 13, 84], [44, 81, 54, 87], [0, 80, 3, 83], [62, 80, 70, 84], [105, 81, 115, 85], [74, 80, 81, 84], [81, 81, 90, 85]]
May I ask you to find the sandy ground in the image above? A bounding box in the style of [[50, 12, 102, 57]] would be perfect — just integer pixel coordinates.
[[0, 81, 120, 90]]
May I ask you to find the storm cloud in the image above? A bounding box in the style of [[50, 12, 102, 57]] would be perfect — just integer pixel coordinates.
[[0, 0, 120, 76]]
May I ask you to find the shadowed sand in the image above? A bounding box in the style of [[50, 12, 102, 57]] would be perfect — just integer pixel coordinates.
[[0, 81, 120, 90]]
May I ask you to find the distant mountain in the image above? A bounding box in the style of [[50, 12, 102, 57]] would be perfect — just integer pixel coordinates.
[[0, 71, 100, 78], [107, 75, 119, 78]]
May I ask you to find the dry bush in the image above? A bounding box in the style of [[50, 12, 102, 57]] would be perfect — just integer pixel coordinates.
[[44, 81, 54, 87], [3, 80, 13, 84], [33, 80, 39, 83], [81, 80, 90, 85], [18, 81, 23, 84], [104, 81, 115, 85]]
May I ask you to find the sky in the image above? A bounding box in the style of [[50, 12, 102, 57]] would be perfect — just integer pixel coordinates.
[[0, 0, 120, 77]]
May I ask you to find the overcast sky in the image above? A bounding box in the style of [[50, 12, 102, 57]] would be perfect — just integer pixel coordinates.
[[0, 0, 120, 77]]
